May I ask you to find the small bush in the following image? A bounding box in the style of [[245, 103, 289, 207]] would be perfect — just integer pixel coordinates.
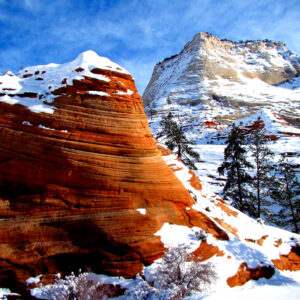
[[194, 229, 208, 241], [36, 272, 122, 300], [149, 244, 217, 299]]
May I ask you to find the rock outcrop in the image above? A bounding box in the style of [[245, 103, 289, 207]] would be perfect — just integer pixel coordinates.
[[143, 32, 300, 127], [272, 247, 300, 271], [0, 51, 229, 294], [226, 262, 275, 287]]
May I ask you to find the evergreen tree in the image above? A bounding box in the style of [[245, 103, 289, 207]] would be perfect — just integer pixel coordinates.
[[218, 124, 255, 215], [146, 107, 157, 120], [157, 112, 200, 170], [248, 120, 275, 218], [269, 153, 300, 233]]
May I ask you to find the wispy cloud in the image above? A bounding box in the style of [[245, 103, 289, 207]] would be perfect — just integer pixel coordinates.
[[0, 0, 299, 93]]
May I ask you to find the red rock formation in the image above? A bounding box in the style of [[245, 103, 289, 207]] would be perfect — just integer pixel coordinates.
[[245, 235, 268, 246], [227, 262, 275, 287], [0, 51, 228, 294], [272, 247, 300, 271], [191, 241, 224, 262], [216, 201, 238, 217], [188, 170, 202, 191], [214, 218, 239, 238]]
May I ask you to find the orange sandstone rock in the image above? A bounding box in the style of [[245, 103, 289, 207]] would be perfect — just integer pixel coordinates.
[[227, 262, 275, 287], [0, 54, 229, 294], [191, 241, 224, 262], [257, 235, 268, 246], [216, 201, 238, 217], [274, 238, 282, 247], [188, 170, 202, 191], [272, 247, 300, 271], [214, 218, 239, 238]]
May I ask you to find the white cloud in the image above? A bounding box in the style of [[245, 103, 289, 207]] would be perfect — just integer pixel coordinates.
[[0, 0, 299, 92]]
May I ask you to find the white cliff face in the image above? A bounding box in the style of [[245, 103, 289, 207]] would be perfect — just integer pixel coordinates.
[[143, 32, 300, 128]]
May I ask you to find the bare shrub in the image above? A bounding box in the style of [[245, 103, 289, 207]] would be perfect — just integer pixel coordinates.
[[36, 244, 216, 300], [150, 244, 217, 299], [194, 229, 208, 241], [36, 272, 123, 300], [122, 274, 168, 300]]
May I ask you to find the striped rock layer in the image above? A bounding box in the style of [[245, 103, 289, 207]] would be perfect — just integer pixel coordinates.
[[0, 51, 227, 293]]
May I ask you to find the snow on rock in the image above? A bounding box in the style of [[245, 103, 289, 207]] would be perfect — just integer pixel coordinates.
[[236, 108, 300, 136], [88, 90, 110, 96], [29, 146, 300, 299], [0, 50, 129, 114], [136, 208, 146, 215], [26, 274, 42, 285], [0, 288, 20, 299], [144, 32, 300, 140], [158, 149, 300, 288], [115, 89, 134, 95]]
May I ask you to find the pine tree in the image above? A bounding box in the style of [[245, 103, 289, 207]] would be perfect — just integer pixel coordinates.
[[248, 119, 274, 218], [218, 124, 255, 215], [157, 112, 200, 170], [269, 153, 300, 233]]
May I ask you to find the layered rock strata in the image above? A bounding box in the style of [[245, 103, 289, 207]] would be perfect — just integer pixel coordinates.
[[0, 51, 228, 293]]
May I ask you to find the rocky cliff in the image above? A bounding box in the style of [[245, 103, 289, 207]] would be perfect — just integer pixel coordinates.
[[143, 32, 300, 127], [0, 51, 229, 295], [142, 33, 300, 199]]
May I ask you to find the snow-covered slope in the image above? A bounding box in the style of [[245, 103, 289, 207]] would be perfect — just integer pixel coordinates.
[[0, 50, 129, 114], [154, 153, 300, 298], [143, 33, 300, 209], [143, 32, 300, 128]]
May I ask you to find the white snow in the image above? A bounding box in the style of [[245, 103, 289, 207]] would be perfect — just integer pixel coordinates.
[[136, 208, 146, 215], [88, 90, 110, 96], [30, 104, 55, 114], [0, 50, 128, 114], [22, 121, 33, 126], [115, 89, 134, 95], [0, 94, 19, 105], [26, 274, 42, 285], [189, 283, 300, 300], [0, 288, 20, 299], [38, 125, 55, 130], [69, 50, 129, 75], [155, 223, 202, 251]]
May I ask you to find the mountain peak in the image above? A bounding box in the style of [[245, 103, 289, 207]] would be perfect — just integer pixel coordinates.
[[0, 51, 132, 114], [143, 33, 300, 127], [71, 50, 129, 74]]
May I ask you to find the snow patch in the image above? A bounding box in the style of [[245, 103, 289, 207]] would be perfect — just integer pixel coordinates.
[[136, 208, 146, 215], [0, 50, 129, 114], [38, 125, 55, 131], [26, 274, 42, 285], [22, 121, 33, 126], [88, 90, 110, 96], [116, 89, 134, 95]]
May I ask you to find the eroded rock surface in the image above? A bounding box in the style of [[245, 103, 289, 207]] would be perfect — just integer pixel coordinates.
[[0, 51, 207, 292], [227, 262, 275, 287]]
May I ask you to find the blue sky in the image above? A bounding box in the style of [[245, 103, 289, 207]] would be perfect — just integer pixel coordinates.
[[0, 0, 299, 93]]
